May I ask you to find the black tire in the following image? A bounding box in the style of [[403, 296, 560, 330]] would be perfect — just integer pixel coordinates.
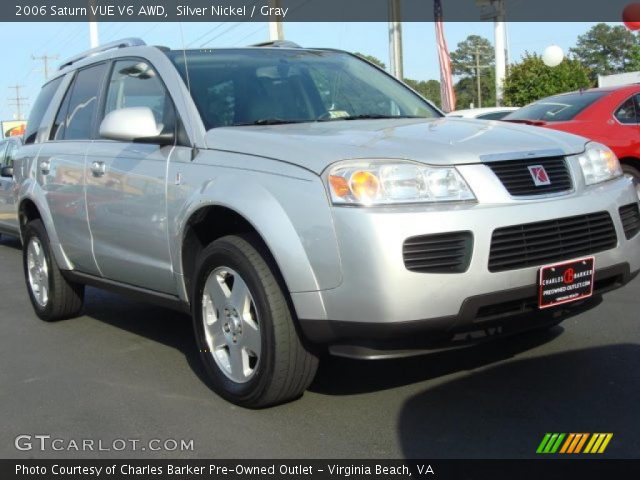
[[22, 219, 84, 321], [192, 234, 318, 408]]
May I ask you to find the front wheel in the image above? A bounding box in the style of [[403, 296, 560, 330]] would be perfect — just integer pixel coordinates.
[[22, 219, 84, 321], [192, 234, 318, 408]]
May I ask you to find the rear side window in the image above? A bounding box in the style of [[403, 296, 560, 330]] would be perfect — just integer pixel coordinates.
[[0, 142, 7, 165], [63, 63, 108, 140], [4, 142, 18, 167], [24, 76, 63, 144], [477, 111, 511, 120], [614, 96, 639, 124], [505, 91, 607, 122]]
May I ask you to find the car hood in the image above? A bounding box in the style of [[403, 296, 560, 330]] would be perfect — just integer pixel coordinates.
[[204, 117, 588, 174]]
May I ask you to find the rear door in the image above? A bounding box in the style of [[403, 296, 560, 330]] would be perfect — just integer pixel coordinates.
[[38, 63, 108, 275], [85, 58, 185, 294]]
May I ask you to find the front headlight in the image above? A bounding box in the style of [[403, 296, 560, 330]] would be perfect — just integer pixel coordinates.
[[578, 142, 622, 186], [325, 160, 476, 206]]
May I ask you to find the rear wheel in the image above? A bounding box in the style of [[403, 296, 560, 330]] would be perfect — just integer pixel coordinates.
[[622, 162, 640, 200], [192, 234, 318, 408], [22, 220, 84, 321]]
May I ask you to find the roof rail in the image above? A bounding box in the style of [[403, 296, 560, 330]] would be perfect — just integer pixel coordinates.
[[58, 38, 146, 71], [250, 40, 301, 48]]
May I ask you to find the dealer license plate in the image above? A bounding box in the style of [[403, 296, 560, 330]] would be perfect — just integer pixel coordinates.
[[538, 257, 595, 309]]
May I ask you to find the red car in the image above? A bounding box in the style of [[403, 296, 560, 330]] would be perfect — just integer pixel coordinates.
[[504, 86, 640, 199]]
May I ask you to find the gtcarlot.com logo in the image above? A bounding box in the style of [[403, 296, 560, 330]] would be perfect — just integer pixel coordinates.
[[536, 433, 613, 454], [15, 435, 194, 452]]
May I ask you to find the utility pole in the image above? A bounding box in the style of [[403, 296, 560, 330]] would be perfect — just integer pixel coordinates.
[[8, 85, 28, 120], [31, 54, 60, 81], [475, 49, 482, 108], [494, 0, 507, 106], [388, 0, 403, 79], [477, 0, 508, 106], [268, 0, 284, 41], [88, 0, 99, 47]]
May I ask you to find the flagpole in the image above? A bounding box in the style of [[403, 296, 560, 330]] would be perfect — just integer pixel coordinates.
[[388, 0, 404, 79]]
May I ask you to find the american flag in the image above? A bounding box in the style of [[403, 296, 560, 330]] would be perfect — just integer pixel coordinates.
[[434, 0, 456, 112]]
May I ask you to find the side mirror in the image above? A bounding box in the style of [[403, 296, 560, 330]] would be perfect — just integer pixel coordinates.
[[99, 107, 174, 146], [0, 166, 13, 178]]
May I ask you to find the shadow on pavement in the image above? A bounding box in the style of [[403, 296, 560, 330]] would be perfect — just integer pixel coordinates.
[[78, 288, 220, 392], [310, 327, 564, 395], [396, 344, 640, 458]]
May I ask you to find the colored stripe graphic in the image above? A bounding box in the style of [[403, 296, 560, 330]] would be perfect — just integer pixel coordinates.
[[536, 433, 565, 454], [584, 433, 613, 454], [538, 433, 613, 454]]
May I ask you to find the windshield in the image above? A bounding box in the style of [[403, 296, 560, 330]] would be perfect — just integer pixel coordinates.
[[505, 91, 607, 122], [167, 49, 440, 129]]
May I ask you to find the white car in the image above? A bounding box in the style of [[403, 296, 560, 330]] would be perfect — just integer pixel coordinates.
[[447, 107, 519, 120]]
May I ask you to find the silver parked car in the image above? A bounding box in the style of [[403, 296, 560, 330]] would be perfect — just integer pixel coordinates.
[[0, 135, 21, 238], [12, 39, 640, 407]]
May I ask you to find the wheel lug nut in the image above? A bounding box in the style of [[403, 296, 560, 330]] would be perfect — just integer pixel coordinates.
[[223, 323, 230, 332]]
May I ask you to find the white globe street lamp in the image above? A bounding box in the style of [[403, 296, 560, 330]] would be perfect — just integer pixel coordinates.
[[543, 45, 564, 67]]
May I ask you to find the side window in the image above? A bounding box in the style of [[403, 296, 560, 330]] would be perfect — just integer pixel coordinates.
[[103, 59, 175, 133], [24, 76, 63, 144], [0, 143, 7, 166], [64, 63, 108, 140], [50, 77, 73, 141], [615, 96, 637, 124], [4, 142, 17, 167]]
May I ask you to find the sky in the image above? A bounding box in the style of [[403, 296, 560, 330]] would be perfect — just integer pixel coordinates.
[[0, 20, 604, 120]]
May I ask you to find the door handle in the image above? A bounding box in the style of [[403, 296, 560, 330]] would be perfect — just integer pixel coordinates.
[[40, 159, 51, 175], [90, 160, 106, 177]]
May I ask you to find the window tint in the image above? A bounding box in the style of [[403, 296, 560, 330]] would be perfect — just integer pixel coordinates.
[[24, 76, 63, 144], [4, 142, 17, 167], [614, 96, 639, 124], [168, 49, 439, 129], [64, 63, 107, 140], [50, 79, 73, 140], [477, 111, 511, 120], [103, 59, 175, 132], [505, 91, 607, 122], [0, 142, 8, 165]]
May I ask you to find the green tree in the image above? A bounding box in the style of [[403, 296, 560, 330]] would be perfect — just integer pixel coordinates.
[[503, 53, 591, 106], [354, 52, 386, 70], [454, 69, 496, 110], [450, 35, 495, 108], [570, 23, 640, 81], [404, 78, 441, 108], [450, 35, 494, 76]]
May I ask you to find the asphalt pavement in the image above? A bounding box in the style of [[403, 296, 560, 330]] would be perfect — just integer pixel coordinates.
[[0, 233, 638, 459]]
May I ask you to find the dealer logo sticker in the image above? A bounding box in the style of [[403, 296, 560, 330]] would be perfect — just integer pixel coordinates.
[[528, 165, 551, 186], [536, 433, 613, 454]]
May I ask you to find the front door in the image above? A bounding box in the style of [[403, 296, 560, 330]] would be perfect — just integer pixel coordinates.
[[85, 58, 182, 294]]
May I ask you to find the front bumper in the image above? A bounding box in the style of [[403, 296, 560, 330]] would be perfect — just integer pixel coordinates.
[[293, 176, 640, 344]]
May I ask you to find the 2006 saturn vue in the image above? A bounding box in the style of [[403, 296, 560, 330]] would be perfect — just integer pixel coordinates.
[[12, 39, 640, 407]]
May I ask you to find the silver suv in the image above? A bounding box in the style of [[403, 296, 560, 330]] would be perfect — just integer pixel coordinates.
[[13, 39, 640, 407]]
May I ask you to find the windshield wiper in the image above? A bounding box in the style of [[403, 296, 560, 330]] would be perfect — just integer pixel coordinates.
[[318, 114, 425, 122], [233, 118, 308, 126]]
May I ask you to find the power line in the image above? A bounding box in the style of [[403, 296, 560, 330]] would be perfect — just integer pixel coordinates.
[[31, 54, 60, 81], [200, 23, 244, 47], [8, 85, 28, 120]]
